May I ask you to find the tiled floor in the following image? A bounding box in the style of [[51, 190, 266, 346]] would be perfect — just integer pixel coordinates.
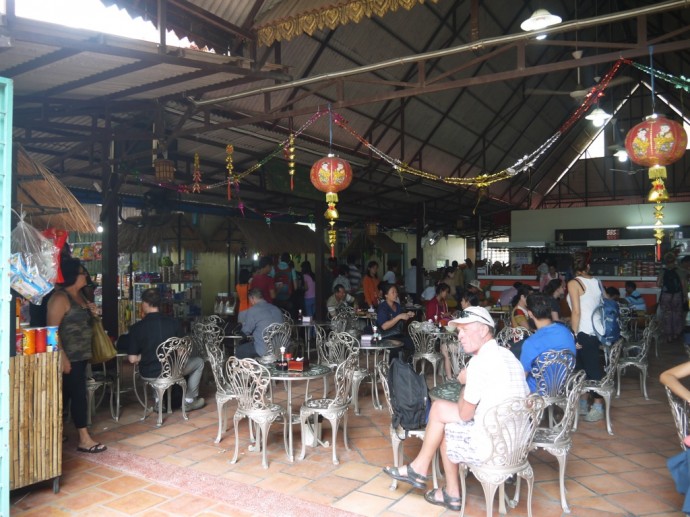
[[10, 337, 690, 516]]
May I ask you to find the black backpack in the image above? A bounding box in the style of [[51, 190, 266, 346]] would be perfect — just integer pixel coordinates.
[[388, 358, 429, 435], [663, 268, 682, 294]]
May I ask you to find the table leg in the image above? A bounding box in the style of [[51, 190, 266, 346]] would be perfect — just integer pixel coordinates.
[[287, 381, 294, 462], [372, 350, 383, 410]]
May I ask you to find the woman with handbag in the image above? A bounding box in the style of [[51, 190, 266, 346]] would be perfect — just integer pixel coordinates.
[[47, 257, 107, 453]]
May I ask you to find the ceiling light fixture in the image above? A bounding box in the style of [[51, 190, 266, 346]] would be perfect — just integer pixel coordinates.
[[151, 245, 158, 253], [626, 224, 679, 230], [535, 34, 547, 40], [520, 9, 562, 32], [96, 221, 104, 233], [585, 107, 612, 127], [614, 149, 628, 162]]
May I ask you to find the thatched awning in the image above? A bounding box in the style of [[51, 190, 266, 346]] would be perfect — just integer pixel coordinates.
[[208, 218, 321, 254], [118, 214, 207, 253], [14, 146, 96, 233], [341, 232, 401, 257]]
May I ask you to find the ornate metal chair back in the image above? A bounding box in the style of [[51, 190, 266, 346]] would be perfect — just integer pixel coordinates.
[[495, 325, 531, 350], [665, 386, 690, 450], [330, 351, 360, 408], [154, 336, 192, 381], [408, 320, 439, 354], [225, 357, 273, 412], [531, 349, 576, 398], [551, 370, 587, 442], [262, 322, 292, 359], [599, 338, 624, 387]]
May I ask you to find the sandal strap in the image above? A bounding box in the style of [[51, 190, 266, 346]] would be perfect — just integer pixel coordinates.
[[407, 463, 429, 482], [442, 488, 462, 505]]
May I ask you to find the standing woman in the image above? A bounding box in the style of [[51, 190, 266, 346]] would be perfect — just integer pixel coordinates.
[[301, 261, 316, 319], [47, 258, 106, 453], [567, 254, 605, 422], [234, 268, 252, 317], [657, 252, 688, 342], [363, 260, 380, 308], [543, 278, 565, 322]]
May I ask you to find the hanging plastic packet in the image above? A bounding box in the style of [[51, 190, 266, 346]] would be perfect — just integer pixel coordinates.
[[10, 213, 59, 304]]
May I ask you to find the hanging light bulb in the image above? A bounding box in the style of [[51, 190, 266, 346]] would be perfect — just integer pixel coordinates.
[[585, 107, 612, 127], [151, 245, 158, 254], [96, 221, 104, 233], [614, 149, 628, 162]]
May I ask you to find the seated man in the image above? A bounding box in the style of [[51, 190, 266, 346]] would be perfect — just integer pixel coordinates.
[[235, 288, 283, 359], [326, 284, 356, 318], [520, 293, 577, 393], [624, 281, 647, 312], [128, 288, 205, 411], [383, 306, 528, 511]]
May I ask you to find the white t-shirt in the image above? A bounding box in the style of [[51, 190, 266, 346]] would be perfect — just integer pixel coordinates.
[[382, 270, 396, 284]]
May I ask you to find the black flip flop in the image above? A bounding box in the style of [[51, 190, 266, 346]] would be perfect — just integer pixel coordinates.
[[77, 443, 107, 454]]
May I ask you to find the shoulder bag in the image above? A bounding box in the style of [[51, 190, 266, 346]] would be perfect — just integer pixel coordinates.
[[91, 316, 117, 364]]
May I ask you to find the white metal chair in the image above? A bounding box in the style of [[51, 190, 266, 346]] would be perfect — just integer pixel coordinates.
[[449, 394, 546, 517], [260, 321, 292, 364], [318, 331, 369, 414], [527, 370, 586, 513], [298, 351, 359, 464], [409, 321, 444, 387], [377, 359, 439, 491], [204, 337, 239, 444], [140, 336, 192, 427], [530, 349, 575, 427], [573, 338, 624, 435], [616, 325, 652, 399], [441, 334, 470, 382], [665, 386, 690, 450], [226, 357, 288, 469], [495, 326, 532, 351]]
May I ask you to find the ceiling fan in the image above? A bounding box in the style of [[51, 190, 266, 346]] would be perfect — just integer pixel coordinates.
[[526, 51, 632, 100], [421, 229, 444, 247]]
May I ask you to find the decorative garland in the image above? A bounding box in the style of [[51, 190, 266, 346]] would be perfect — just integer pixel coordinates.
[[123, 57, 689, 221]]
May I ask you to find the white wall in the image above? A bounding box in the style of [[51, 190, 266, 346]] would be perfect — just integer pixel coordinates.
[[511, 201, 690, 241], [387, 230, 466, 273]]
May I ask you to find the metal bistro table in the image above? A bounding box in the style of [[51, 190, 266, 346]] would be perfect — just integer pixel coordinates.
[[290, 320, 330, 360], [360, 340, 403, 410], [429, 380, 462, 403], [265, 363, 331, 461]]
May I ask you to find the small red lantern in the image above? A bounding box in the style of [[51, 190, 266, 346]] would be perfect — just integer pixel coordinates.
[[310, 155, 353, 257], [625, 115, 687, 179]]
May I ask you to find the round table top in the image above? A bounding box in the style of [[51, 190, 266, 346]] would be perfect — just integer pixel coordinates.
[[265, 363, 331, 380], [360, 339, 403, 350], [429, 381, 462, 403]]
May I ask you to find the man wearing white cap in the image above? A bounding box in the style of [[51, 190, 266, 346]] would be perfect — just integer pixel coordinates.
[[383, 306, 528, 511]]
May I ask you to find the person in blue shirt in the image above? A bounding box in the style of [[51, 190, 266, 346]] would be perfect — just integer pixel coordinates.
[[519, 293, 577, 393], [624, 281, 647, 312]]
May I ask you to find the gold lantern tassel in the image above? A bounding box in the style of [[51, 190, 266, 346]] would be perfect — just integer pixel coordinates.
[[226, 144, 234, 200], [288, 134, 295, 191], [192, 153, 202, 193]]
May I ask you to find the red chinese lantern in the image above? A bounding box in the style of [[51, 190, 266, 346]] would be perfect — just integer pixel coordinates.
[[310, 154, 353, 257], [625, 115, 687, 179]]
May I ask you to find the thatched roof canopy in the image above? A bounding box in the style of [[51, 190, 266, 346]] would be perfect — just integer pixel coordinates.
[[118, 214, 206, 253], [341, 232, 401, 257], [14, 146, 96, 233], [207, 218, 321, 254]]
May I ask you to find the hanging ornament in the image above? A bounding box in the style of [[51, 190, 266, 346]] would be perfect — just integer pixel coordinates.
[[625, 115, 687, 180], [226, 144, 234, 200], [310, 154, 353, 257], [653, 202, 665, 259], [192, 153, 202, 193], [238, 202, 245, 217], [265, 214, 272, 227], [286, 133, 296, 191], [473, 187, 488, 215]]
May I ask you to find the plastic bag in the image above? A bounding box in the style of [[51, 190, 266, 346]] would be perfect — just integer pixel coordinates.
[[10, 215, 59, 304]]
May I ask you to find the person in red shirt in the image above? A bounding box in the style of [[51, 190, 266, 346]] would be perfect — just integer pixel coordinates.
[[426, 282, 451, 324], [250, 256, 276, 303]]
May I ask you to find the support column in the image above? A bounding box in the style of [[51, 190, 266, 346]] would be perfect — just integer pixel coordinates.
[[101, 140, 119, 337]]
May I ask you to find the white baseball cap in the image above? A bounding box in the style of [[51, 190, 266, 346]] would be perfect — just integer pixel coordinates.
[[449, 306, 495, 328]]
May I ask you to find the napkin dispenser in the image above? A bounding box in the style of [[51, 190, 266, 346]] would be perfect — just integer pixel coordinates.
[[360, 334, 373, 347], [301, 315, 312, 323], [288, 357, 310, 371]]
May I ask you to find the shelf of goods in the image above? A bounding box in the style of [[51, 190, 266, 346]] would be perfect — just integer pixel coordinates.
[[9, 352, 63, 493], [131, 282, 202, 330]]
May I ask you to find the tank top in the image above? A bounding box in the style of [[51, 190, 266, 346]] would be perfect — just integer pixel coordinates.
[[567, 276, 601, 336], [59, 292, 93, 361]]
